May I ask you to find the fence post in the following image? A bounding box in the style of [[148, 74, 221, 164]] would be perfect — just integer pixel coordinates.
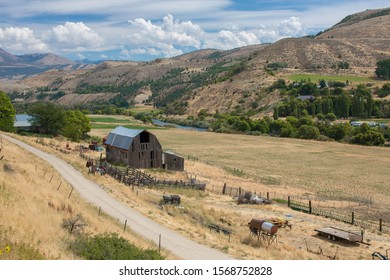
[[351, 212, 355, 225], [309, 200, 312, 214], [124, 220, 127, 232], [267, 192, 269, 200], [379, 219, 383, 232], [222, 183, 226, 195], [159, 234, 161, 253], [288, 196, 291, 208], [68, 187, 74, 199]]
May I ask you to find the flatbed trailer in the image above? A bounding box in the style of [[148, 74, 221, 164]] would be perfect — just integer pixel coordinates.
[[315, 226, 364, 243]]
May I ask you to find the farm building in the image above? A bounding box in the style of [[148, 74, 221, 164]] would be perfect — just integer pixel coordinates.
[[104, 126, 184, 171], [163, 151, 184, 171]]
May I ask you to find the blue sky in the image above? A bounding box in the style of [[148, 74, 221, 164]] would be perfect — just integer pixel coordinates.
[[0, 0, 389, 61]]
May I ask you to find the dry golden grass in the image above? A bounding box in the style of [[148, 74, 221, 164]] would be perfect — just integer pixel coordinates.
[[11, 130, 389, 260], [0, 135, 175, 260]]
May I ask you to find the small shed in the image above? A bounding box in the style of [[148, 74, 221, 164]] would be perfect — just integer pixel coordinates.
[[162, 151, 184, 171]]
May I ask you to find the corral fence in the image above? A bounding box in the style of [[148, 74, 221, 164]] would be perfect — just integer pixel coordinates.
[[220, 182, 389, 234], [79, 153, 206, 191]]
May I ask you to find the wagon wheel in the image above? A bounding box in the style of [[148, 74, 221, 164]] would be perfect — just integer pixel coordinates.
[[327, 235, 336, 241]]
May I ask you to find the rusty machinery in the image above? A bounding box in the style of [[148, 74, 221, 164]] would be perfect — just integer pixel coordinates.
[[372, 249, 389, 260], [248, 218, 278, 246], [248, 217, 292, 246]]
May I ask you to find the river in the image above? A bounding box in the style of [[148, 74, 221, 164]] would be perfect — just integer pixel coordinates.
[[152, 119, 208, 132]]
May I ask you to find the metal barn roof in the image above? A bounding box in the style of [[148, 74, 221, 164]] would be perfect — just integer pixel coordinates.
[[105, 126, 144, 150]]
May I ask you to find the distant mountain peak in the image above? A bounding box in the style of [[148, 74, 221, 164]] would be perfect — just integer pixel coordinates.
[[0, 47, 88, 78]]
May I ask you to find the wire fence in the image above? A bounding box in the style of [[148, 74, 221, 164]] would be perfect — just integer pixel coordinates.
[[219, 182, 389, 234]]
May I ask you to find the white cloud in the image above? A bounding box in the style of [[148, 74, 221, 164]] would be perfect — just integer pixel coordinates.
[[278, 17, 304, 36], [0, 26, 48, 53], [203, 30, 260, 50], [257, 17, 305, 43], [126, 14, 263, 57], [127, 14, 202, 57], [49, 22, 104, 52]]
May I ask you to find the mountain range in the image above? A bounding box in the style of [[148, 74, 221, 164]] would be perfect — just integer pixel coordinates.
[[0, 48, 92, 78], [2, 7, 390, 116]]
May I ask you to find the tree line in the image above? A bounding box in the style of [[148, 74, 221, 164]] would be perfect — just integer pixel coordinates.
[[0, 92, 90, 142]]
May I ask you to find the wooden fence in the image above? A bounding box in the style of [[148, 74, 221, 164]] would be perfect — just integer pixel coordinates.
[[287, 196, 389, 234], [80, 153, 206, 190]]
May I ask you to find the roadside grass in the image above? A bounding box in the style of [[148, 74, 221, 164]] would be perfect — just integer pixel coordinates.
[[0, 136, 173, 260], [287, 74, 376, 83]]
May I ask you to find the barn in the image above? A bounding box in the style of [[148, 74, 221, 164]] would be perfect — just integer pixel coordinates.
[[104, 126, 184, 171]]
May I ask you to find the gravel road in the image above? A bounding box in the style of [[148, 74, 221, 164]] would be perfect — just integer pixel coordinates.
[[1, 134, 234, 260]]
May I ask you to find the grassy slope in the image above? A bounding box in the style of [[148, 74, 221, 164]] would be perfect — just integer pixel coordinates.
[[0, 135, 172, 260]]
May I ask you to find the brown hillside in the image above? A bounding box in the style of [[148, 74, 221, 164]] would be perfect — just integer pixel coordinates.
[[4, 7, 390, 115]]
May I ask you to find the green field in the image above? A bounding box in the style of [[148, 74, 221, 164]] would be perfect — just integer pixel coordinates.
[[88, 117, 132, 124], [287, 74, 376, 83], [88, 115, 164, 130], [90, 123, 163, 130]]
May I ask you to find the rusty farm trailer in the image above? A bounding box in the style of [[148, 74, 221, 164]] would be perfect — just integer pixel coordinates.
[[315, 227, 364, 243]]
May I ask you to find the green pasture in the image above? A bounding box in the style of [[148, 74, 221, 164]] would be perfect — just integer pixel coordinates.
[[287, 74, 376, 84]]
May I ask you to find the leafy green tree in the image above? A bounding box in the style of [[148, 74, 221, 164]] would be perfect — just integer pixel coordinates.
[[62, 110, 91, 142], [269, 120, 296, 137], [286, 116, 299, 128], [251, 119, 269, 134], [298, 125, 320, 139], [298, 116, 314, 127], [273, 106, 279, 120], [28, 102, 65, 135], [376, 59, 390, 80], [0, 91, 16, 132], [325, 113, 337, 121], [326, 123, 351, 141], [351, 130, 385, 146]]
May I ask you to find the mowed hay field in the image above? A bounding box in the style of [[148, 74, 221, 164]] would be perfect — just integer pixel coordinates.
[[0, 136, 174, 260], [150, 129, 390, 219], [91, 121, 390, 222]]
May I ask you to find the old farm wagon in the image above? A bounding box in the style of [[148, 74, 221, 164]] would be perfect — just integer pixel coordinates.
[[104, 126, 184, 171]]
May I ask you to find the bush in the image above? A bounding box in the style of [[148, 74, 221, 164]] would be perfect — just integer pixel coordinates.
[[68, 233, 164, 260], [298, 125, 320, 139], [351, 130, 385, 146], [376, 59, 390, 80]]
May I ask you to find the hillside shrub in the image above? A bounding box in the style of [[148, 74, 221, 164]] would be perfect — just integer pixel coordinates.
[[68, 233, 164, 260], [376, 59, 390, 80], [266, 62, 288, 69]]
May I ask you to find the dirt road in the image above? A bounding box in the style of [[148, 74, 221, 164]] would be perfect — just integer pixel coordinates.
[[1, 134, 234, 260]]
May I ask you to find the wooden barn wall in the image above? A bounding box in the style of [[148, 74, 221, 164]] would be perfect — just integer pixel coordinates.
[[163, 153, 184, 171], [126, 133, 163, 169]]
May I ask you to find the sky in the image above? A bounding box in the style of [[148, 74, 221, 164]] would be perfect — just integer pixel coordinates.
[[0, 0, 389, 62]]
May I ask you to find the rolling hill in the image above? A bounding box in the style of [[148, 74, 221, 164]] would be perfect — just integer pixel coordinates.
[[2, 7, 390, 115]]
